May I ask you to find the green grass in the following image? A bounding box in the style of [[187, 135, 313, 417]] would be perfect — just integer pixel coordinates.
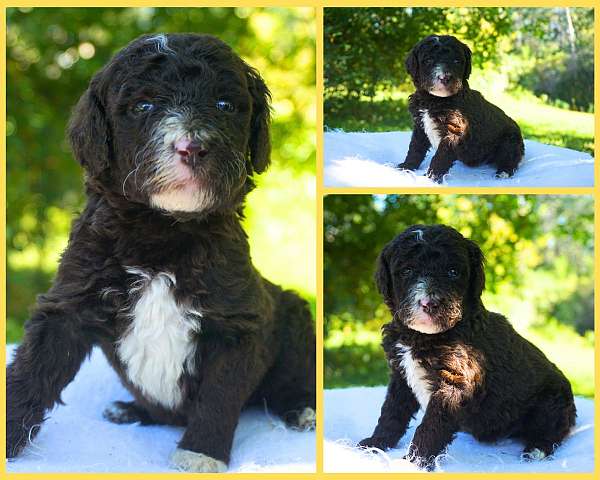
[[325, 320, 595, 398], [324, 86, 594, 155]]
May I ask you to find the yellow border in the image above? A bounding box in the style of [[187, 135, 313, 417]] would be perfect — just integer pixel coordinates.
[[316, 5, 325, 475], [1, 1, 598, 6], [2, 2, 598, 480], [1, 3, 7, 477]]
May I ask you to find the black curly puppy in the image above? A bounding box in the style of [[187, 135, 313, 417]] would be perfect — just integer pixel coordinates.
[[398, 35, 524, 182], [359, 225, 575, 470], [6, 33, 315, 472]]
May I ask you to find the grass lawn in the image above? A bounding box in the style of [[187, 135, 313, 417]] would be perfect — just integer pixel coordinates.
[[324, 87, 594, 155]]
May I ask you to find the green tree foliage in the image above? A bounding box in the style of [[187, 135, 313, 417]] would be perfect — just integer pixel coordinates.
[[511, 8, 594, 111], [324, 7, 512, 99], [7, 7, 316, 341], [324, 7, 593, 111]]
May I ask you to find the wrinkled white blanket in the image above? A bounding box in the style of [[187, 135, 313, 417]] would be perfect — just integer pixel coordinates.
[[324, 386, 594, 472], [324, 131, 594, 187], [6, 346, 315, 473]]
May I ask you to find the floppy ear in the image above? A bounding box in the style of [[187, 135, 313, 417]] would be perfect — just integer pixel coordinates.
[[461, 41, 472, 80], [404, 44, 420, 83], [245, 65, 271, 174], [466, 238, 485, 299], [375, 244, 394, 310], [68, 79, 112, 177]]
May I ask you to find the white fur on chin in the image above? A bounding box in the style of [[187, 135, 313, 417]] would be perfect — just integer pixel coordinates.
[[408, 319, 444, 335], [150, 186, 212, 213], [428, 87, 454, 97]]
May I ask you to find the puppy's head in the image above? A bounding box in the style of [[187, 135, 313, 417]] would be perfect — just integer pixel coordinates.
[[68, 33, 271, 215], [376, 224, 484, 334], [405, 35, 472, 97]]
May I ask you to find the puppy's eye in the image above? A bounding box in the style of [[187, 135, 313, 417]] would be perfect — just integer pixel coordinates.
[[448, 268, 459, 278], [216, 100, 235, 113], [132, 101, 155, 114], [401, 268, 413, 276], [453, 59, 462, 64]]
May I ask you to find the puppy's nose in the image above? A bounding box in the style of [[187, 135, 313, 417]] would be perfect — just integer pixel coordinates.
[[419, 297, 439, 313], [437, 73, 452, 86], [175, 137, 208, 164]]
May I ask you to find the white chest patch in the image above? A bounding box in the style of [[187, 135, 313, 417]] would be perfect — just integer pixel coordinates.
[[117, 268, 201, 410], [420, 109, 441, 150], [397, 343, 432, 410]]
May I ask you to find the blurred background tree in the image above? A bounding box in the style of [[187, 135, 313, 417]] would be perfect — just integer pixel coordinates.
[[324, 7, 594, 154], [324, 195, 594, 397], [6, 7, 316, 342]]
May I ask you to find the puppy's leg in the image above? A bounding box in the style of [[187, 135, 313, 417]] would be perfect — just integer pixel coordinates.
[[426, 140, 456, 183], [255, 291, 316, 430], [102, 400, 159, 425], [520, 387, 576, 459], [493, 130, 524, 178], [358, 372, 419, 451], [406, 394, 458, 470], [171, 339, 270, 472], [397, 125, 431, 171], [7, 311, 93, 458]]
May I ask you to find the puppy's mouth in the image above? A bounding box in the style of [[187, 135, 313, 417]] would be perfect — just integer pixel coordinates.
[[429, 81, 461, 98], [407, 296, 449, 334], [408, 310, 443, 334], [427, 68, 462, 97], [397, 283, 462, 334], [148, 137, 211, 213]]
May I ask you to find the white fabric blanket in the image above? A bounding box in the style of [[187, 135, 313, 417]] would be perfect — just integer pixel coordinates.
[[6, 346, 315, 473], [324, 131, 594, 187], [324, 386, 594, 472]]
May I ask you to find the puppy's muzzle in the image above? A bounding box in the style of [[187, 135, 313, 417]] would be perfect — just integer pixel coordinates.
[[436, 73, 453, 86], [175, 137, 208, 168]]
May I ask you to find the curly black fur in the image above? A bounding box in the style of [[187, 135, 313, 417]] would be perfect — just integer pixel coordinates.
[[358, 225, 576, 470], [398, 35, 524, 182], [6, 33, 315, 469]]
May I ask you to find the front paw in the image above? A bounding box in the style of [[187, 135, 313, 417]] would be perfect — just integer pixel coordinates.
[[405, 443, 437, 471], [357, 436, 391, 451], [287, 406, 316, 431], [397, 162, 418, 171], [426, 168, 445, 183], [495, 170, 514, 179], [170, 448, 228, 472], [6, 430, 27, 459], [6, 416, 37, 459], [403, 453, 436, 471]]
